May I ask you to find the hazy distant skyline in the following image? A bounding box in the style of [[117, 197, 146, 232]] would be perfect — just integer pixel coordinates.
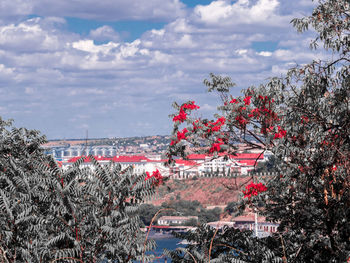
[[0, 0, 324, 139]]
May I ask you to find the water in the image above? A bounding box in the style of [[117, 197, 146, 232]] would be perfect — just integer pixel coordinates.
[[147, 237, 184, 262]]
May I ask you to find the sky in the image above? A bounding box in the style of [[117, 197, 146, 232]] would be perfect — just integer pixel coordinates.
[[0, 0, 323, 139]]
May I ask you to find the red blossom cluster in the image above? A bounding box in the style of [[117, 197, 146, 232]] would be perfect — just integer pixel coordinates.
[[243, 96, 252, 105], [209, 138, 224, 154], [192, 120, 201, 131], [170, 128, 188, 146], [172, 101, 200, 123], [229, 98, 238, 104], [145, 169, 163, 185], [229, 95, 279, 131], [274, 126, 287, 139], [235, 115, 248, 127], [204, 117, 226, 133], [242, 182, 268, 199]]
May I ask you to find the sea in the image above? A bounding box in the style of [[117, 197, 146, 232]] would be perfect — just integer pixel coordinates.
[[146, 237, 185, 262]]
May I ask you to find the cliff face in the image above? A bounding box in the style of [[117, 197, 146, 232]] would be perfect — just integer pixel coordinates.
[[151, 177, 253, 207]]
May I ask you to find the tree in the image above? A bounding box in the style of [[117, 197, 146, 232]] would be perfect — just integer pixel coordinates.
[[166, 0, 350, 262], [0, 118, 157, 262]]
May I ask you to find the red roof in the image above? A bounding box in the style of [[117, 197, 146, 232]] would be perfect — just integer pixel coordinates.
[[187, 154, 207, 160], [233, 153, 264, 160], [175, 159, 197, 166], [232, 214, 266, 223], [237, 160, 260, 166], [187, 153, 263, 161], [112, 155, 151, 163]]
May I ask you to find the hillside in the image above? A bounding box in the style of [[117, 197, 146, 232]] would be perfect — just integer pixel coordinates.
[[150, 177, 253, 207]]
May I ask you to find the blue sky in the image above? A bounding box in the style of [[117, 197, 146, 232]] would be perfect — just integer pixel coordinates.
[[0, 0, 321, 139]]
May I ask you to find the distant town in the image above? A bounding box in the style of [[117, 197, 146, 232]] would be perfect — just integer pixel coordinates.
[[42, 135, 278, 238], [42, 135, 273, 178]]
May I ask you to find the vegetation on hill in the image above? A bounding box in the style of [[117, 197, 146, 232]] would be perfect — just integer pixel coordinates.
[[151, 177, 255, 207]]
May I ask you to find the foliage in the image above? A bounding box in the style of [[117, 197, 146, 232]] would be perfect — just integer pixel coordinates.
[[139, 203, 162, 226], [0, 118, 156, 262], [164, 224, 282, 263], [255, 155, 278, 173], [224, 201, 236, 215], [166, 0, 350, 262]]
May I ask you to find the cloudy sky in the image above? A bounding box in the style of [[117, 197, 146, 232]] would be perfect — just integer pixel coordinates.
[[0, 0, 322, 139]]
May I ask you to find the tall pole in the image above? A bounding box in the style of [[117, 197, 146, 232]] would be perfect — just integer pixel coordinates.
[[255, 211, 258, 237]]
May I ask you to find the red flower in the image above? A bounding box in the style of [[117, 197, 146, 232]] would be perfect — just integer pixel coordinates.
[[171, 128, 188, 146], [173, 109, 187, 122], [209, 139, 224, 154], [274, 126, 287, 139], [242, 182, 267, 199], [182, 101, 200, 110], [230, 98, 239, 104], [243, 96, 252, 105], [248, 108, 260, 118], [145, 169, 163, 185], [177, 128, 188, 141], [235, 115, 248, 126], [173, 101, 200, 123]]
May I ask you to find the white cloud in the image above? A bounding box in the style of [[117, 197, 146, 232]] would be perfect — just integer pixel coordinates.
[[236, 49, 248, 55], [0, 0, 320, 138], [193, 0, 287, 26], [72, 40, 120, 53], [258, 51, 272, 57], [89, 26, 120, 43], [0, 0, 186, 23]]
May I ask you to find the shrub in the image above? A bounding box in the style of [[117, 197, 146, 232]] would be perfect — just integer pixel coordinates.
[[0, 118, 157, 262]]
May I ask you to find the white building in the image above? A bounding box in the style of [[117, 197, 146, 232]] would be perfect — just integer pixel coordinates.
[[62, 155, 166, 175], [157, 216, 198, 226], [61, 152, 267, 178]]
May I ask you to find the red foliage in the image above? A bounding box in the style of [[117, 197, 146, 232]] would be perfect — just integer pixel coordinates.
[[242, 182, 267, 199], [230, 98, 238, 104], [274, 126, 287, 139], [145, 169, 163, 186], [235, 115, 248, 126], [172, 101, 200, 123], [208, 138, 224, 154], [243, 96, 252, 105]]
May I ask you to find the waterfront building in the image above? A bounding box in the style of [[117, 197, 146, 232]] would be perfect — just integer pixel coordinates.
[[157, 216, 198, 226]]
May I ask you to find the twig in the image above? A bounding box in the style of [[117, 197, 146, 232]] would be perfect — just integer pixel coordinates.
[[142, 208, 175, 263], [295, 245, 302, 260], [0, 247, 9, 263], [280, 234, 287, 263], [182, 249, 197, 263], [214, 243, 248, 256], [208, 226, 219, 263]]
